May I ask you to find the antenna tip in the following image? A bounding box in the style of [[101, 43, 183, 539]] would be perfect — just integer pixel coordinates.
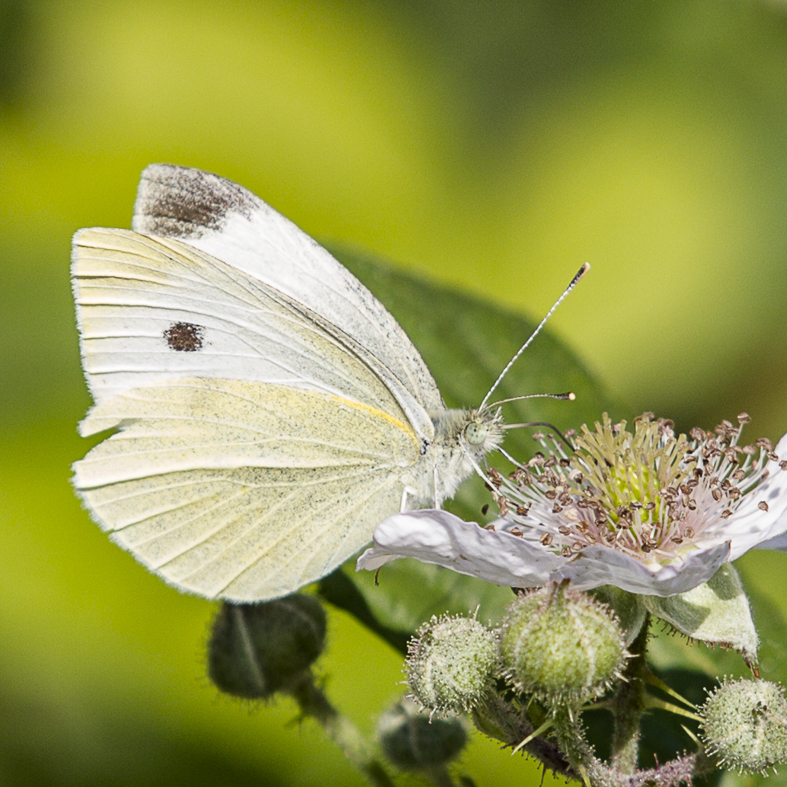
[[570, 263, 590, 287], [565, 392, 577, 401]]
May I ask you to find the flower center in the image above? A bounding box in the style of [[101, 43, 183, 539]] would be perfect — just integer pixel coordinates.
[[489, 413, 783, 565]]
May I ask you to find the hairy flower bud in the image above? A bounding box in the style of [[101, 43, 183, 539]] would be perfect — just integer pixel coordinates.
[[378, 698, 467, 771], [407, 614, 497, 715], [208, 595, 327, 699], [700, 678, 787, 774], [499, 581, 627, 706]]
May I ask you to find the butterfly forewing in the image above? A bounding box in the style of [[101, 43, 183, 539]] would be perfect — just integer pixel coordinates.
[[132, 164, 445, 415], [73, 228, 422, 431]]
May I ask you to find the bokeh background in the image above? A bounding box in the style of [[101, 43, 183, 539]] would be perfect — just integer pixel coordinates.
[[3, 1, 787, 784]]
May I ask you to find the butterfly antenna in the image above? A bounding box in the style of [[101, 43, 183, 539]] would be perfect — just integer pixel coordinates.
[[479, 263, 590, 411], [487, 392, 575, 410], [502, 421, 576, 451]]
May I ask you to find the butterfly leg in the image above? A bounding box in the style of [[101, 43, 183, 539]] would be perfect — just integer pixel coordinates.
[[400, 487, 411, 513]]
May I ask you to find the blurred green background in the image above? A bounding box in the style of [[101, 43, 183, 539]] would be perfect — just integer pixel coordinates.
[[3, 1, 787, 784]]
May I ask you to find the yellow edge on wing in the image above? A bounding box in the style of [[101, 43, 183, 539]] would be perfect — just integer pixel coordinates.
[[325, 393, 420, 451]]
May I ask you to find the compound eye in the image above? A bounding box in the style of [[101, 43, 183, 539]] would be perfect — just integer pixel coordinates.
[[465, 421, 488, 446]]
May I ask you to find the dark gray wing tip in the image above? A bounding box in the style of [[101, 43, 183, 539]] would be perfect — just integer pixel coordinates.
[[132, 164, 259, 239]]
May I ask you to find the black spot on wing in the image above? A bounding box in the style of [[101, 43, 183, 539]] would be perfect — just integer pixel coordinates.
[[133, 164, 257, 239], [164, 321, 204, 352]]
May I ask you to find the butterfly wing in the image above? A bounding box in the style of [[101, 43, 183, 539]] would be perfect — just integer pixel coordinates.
[[74, 379, 419, 601], [72, 228, 435, 439], [132, 164, 445, 415]]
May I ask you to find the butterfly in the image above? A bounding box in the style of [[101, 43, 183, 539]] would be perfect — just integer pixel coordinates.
[[71, 165, 508, 602]]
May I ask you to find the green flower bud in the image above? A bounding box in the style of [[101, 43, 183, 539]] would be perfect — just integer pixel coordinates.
[[499, 581, 627, 706], [407, 614, 497, 715], [700, 678, 787, 774], [208, 595, 326, 699], [378, 698, 467, 771]]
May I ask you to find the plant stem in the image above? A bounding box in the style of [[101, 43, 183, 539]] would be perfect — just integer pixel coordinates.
[[425, 767, 459, 787], [290, 674, 397, 787], [472, 694, 571, 776], [609, 615, 649, 774], [551, 705, 603, 784]]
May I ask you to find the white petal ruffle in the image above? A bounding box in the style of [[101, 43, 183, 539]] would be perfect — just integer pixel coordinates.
[[725, 433, 787, 560], [358, 510, 733, 596], [553, 541, 730, 596], [357, 510, 563, 587]]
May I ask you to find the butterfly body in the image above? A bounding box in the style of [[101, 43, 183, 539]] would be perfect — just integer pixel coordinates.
[[71, 165, 503, 601]]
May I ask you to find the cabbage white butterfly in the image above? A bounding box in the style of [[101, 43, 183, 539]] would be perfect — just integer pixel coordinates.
[[72, 165, 518, 602]]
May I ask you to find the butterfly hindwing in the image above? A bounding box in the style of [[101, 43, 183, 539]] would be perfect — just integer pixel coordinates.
[[73, 379, 419, 601]]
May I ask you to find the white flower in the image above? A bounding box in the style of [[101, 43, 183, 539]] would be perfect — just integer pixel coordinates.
[[358, 414, 787, 596]]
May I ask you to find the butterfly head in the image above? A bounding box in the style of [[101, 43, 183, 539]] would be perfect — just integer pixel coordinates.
[[461, 407, 504, 460]]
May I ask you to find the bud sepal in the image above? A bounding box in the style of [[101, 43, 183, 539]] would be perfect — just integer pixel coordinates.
[[378, 698, 467, 771], [208, 595, 327, 699], [643, 563, 758, 667]]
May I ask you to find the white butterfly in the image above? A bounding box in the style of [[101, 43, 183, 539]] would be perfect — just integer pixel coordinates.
[[71, 165, 507, 602]]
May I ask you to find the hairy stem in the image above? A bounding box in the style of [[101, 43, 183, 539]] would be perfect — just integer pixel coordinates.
[[472, 693, 571, 776], [290, 674, 397, 787], [610, 616, 649, 773], [425, 767, 460, 787], [552, 705, 605, 785]]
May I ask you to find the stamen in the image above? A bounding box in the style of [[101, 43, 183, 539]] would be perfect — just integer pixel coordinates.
[[492, 412, 783, 567]]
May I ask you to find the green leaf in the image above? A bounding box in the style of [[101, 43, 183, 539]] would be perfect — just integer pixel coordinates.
[[322, 246, 624, 640]]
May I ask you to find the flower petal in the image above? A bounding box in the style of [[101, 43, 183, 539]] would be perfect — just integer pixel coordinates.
[[356, 510, 564, 587], [553, 541, 731, 596], [756, 529, 787, 551], [725, 433, 787, 560]]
